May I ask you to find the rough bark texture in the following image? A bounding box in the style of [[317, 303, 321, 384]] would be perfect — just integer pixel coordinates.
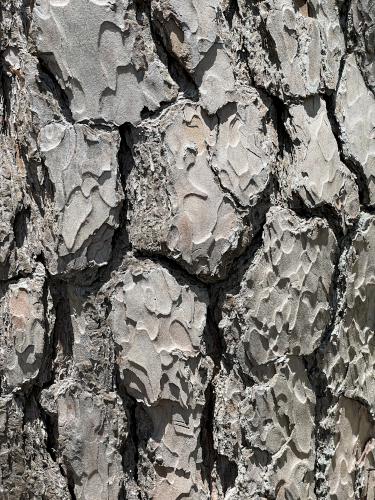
[[0, 1, 374, 499]]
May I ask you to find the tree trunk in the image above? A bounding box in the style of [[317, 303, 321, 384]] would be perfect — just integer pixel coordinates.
[[1, 0, 374, 498]]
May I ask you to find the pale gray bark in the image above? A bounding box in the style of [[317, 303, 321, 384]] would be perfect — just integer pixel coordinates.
[[0, 1, 375, 498]]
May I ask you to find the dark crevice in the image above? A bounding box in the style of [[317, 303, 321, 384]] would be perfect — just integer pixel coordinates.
[[92, 122, 132, 289], [200, 279, 241, 494], [140, 99, 177, 121], [28, 279, 73, 485], [41, 272, 52, 369], [114, 360, 142, 500], [134, 0, 199, 101], [219, 212, 267, 305], [49, 280, 74, 362], [75, 118, 115, 129], [123, 395, 140, 490], [21, 139, 55, 219], [36, 57, 73, 123], [86, 120, 133, 293], [216, 455, 238, 494], [304, 217, 358, 498], [20, 0, 35, 38], [222, 189, 272, 295], [362, 205, 375, 215], [13, 206, 30, 248], [41, 406, 58, 463], [288, 190, 345, 242], [200, 376, 217, 494], [0, 268, 34, 285], [111, 122, 133, 250], [205, 286, 230, 372], [223, 0, 240, 28], [322, 92, 370, 207], [150, 34, 199, 101], [21, 387, 72, 496], [267, 93, 294, 161], [0, 64, 11, 134], [304, 349, 336, 500], [133, 249, 211, 288], [37, 385, 77, 500], [19, 277, 74, 498], [199, 210, 270, 493], [245, 77, 294, 160], [0, 2, 12, 134], [22, 388, 40, 427], [294, 0, 313, 17], [200, 286, 226, 493], [338, 0, 355, 53], [105, 296, 142, 500], [250, 3, 281, 71], [67, 477, 77, 500], [34, 278, 74, 392]]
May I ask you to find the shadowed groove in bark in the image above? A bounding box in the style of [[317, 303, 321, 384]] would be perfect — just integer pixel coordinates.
[[104, 295, 142, 500], [133, 0, 199, 101], [95, 122, 133, 283], [0, 69, 11, 134], [222, 0, 240, 28], [322, 92, 371, 207], [36, 58, 74, 123], [118, 387, 143, 500], [198, 208, 273, 493], [303, 213, 364, 498], [49, 280, 74, 362], [13, 206, 30, 249], [269, 94, 293, 159], [200, 286, 225, 494]]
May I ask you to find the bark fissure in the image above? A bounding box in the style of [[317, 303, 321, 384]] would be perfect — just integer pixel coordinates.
[[322, 92, 371, 207]]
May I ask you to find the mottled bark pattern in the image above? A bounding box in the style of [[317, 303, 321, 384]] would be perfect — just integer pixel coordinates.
[[0, 0, 374, 499]]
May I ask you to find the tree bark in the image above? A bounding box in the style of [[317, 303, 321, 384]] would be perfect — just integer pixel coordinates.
[[1, 0, 374, 498]]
